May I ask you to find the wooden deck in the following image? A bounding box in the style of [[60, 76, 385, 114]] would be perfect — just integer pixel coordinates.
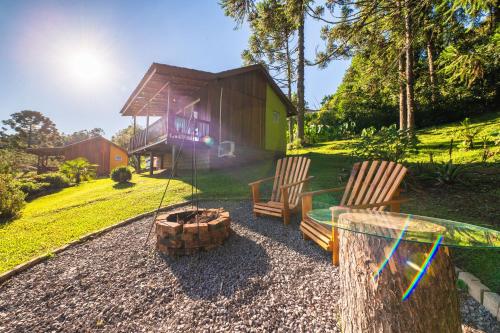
[[129, 115, 210, 153]]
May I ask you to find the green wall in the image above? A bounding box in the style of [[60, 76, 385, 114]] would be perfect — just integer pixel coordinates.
[[265, 84, 287, 152]]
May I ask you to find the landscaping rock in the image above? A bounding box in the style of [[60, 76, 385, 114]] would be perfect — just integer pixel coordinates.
[[469, 280, 491, 304], [482, 292, 500, 321]]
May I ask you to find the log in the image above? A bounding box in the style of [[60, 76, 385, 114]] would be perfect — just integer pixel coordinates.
[[339, 229, 462, 333]]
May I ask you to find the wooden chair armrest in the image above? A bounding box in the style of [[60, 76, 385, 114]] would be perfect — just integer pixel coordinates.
[[248, 176, 275, 186], [300, 186, 345, 198], [279, 176, 314, 189]]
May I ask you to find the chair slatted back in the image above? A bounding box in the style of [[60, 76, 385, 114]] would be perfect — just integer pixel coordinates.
[[340, 160, 407, 211], [271, 156, 311, 207]]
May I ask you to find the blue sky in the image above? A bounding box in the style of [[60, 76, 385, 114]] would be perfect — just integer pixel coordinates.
[[0, 1, 350, 138]]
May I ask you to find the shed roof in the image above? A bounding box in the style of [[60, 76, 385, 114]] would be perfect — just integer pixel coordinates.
[[26, 136, 127, 156], [120, 63, 296, 117]]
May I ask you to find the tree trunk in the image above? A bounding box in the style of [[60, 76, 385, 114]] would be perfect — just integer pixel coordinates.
[[398, 51, 407, 131], [27, 123, 33, 148], [426, 31, 437, 104], [339, 229, 462, 333], [286, 37, 294, 143], [296, 4, 305, 143], [404, 0, 416, 133]]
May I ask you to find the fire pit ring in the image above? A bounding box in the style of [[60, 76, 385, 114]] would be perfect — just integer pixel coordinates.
[[155, 208, 231, 256]]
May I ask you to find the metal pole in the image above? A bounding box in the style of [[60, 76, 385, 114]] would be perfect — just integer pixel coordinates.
[[166, 86, 170, 136], [145, 110, 150, 146], [219, 87, 223, 143]]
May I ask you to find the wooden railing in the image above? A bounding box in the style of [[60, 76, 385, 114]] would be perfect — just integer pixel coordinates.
[[169, 116, 210, 142], [128, 116, 210, 152]]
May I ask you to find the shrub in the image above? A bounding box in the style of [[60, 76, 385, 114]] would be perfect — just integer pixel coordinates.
[[16, 172, 70, 199], [410, 140, 469, 186], [111, 166, 132, 183], [287, 138, 304, 151], [18, 180, 51, 198], [0, 174, 26, 219], [457, 118, 481, 150], [351, 125, 419, 162], [32, 172, 70, 189], [59, 158, 97, 184]]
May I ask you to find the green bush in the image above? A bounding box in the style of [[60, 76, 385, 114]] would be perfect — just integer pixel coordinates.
[[59, 158, 97, 184], [0, 174, 26, 219], [18, 180, 51, 197], [458, 117, 481, 150], [287, 138, 304, 151], [16, 172, 70, 199], [111, 166, 132, 183], [32, 172, 70, 189], [351, 124, 419, 163]]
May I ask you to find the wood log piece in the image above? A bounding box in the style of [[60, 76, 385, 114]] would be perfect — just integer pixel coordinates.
[[339, 229, 461, 333]]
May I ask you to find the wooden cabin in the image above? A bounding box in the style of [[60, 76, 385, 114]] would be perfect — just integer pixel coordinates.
[[28, 136, 129, 176], [121, 63, 295, 173]]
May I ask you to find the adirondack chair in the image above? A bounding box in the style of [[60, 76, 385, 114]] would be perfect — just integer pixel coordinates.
[[300, 160, 408, 265], [249, 156, 313, 225]]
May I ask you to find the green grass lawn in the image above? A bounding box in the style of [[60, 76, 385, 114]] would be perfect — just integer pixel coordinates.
[[1, 113, 499, 291]]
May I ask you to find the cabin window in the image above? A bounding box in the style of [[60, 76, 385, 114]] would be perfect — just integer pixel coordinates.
[[272, 111, 280, 123], [115, 155, 122, 161]]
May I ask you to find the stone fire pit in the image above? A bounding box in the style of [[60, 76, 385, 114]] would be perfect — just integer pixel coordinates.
[[155, 208, 231, 256]]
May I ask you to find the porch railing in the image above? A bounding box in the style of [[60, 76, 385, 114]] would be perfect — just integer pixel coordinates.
[[128, 116, 210, 152]]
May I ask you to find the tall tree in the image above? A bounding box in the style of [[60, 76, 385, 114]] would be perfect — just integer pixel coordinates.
[[312, 0, 420, 131], [112, 124, 143, 149], [240, 0, 298, 141], [296, 1, 306, 143], [404, 0, 416, 133], [398, 51, 407, 130], [1, 110, 61, 148], [63, 128, 105, 144], [221, 0, 312, 143]]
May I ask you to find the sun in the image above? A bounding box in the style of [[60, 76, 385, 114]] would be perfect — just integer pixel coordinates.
[[63, 45, 109, 86]]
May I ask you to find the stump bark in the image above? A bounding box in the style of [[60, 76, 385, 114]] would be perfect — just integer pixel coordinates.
[[339, 229, 462, 333]]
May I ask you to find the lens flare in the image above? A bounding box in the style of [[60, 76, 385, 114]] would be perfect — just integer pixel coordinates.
[[401, 235, 444, 301], [201, 136, 214, 147], [372, 215, 410, 282]]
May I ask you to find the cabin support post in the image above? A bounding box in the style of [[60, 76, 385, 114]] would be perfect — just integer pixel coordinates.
[[149, 152, 154, 176], [133, 116, 136, 135], [160, 154, 164, 169], [145, 111, 150, 146], [172, 145, 177, 177], [166, 86, 170, 137]]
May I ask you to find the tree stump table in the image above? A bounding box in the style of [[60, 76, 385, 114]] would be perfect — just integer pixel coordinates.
[[307, 208, 500, 333]]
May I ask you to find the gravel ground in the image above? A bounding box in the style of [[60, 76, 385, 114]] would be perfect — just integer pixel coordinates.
[[0, 200, 498, 332]]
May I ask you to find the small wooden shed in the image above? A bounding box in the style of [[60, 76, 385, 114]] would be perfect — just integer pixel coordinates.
[[28, 136, 128, 176], [121, 63, 295, 173]]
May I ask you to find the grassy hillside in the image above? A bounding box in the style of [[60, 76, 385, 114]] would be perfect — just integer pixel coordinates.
[[1, 113, 499, 290]]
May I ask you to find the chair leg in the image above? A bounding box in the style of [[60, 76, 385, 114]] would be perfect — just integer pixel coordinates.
[[283, 210, 291, 225], [332, 227, 340, 266]]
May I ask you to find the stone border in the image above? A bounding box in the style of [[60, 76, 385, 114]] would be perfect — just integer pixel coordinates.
[[456, 267, 500, 321], [0, 201, 191, 285]]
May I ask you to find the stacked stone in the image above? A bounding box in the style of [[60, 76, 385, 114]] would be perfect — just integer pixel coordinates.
[[155, 209, 231, 256]]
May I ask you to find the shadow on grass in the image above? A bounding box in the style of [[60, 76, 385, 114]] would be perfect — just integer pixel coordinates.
[[112, 181, 136, 189], [161, 232, 270, 301]]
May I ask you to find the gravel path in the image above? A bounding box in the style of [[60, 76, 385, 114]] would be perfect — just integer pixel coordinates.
[[0, 200, 498, 332]]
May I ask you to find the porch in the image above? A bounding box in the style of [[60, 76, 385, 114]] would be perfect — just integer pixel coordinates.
[[128, 111, 211, 154], [121, 64, 216, 156]]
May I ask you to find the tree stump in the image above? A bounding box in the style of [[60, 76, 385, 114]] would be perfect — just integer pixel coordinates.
[[338, 229, 462, 333]]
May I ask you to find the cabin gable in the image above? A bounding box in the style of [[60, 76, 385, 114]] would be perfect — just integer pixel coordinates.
[[265, 84, 287, 152]]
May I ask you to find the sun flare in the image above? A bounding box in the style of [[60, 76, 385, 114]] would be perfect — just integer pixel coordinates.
[[63, 45, 109, 86]]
